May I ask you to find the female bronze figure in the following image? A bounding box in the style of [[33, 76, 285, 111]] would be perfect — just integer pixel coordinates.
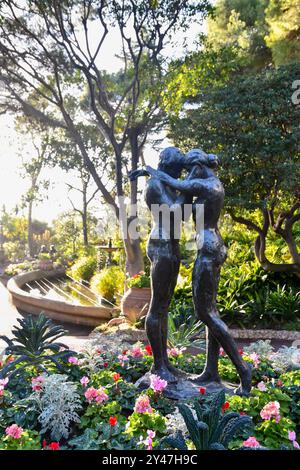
[[145, 149, 252, 396]]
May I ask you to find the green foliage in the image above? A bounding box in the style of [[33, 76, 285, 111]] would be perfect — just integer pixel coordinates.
[[0, 429, 41, 450], [68, 255, 97, 282], [0, 314, 73, 379], [125, 411, 166, 439], [127, 272, 150, 288], [168, 306, 205, 349], [90, 266, 125, 304], [164, 390, 252, 450]]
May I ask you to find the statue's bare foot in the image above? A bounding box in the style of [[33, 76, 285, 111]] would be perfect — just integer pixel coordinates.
[[166, 362, 189, 379], [234, 364, 252, 397], [150, 365, 178, 384], [194, 370, 222, 384]]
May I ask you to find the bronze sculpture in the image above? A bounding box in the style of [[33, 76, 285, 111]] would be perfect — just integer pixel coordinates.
[[130, 147, 252, 396]]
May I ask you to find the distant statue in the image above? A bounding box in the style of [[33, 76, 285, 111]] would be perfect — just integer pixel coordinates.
[[145, 149, 252, 396], [39, 245, 48, 254]]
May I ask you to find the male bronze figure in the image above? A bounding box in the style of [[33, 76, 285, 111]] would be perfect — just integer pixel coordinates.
[[131, 148, 252, 396]]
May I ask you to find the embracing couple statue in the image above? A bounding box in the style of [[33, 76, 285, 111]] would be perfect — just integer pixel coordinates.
[[130, 147, 252, 397]]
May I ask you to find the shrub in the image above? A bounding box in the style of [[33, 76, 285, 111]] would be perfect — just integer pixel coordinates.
[[67, 256, 97, 282], [27, 374, 82, 440], [90, 266, 125, 304]]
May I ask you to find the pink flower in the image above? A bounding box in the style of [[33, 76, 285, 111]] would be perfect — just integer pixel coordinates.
[[131, 346, 144, 358], [219, 348, 225, 357], [249, 353, 260, 368], [260, 401, 281, 421], [68, 356, 79, 365], [142, 430, 156, 450], [84, 386, 108, 404], [118, 354, 129, 366], [293, 441, 300, 449], [149, 374, 167, 393], [31, 375, 45, 391], [288, 431, 296, 441], [243, 436, 260, 448], [0, 378, 9, 387], [95, 387, 109, 404], [257, 381, 267, 392], [80, 376, 89, 387], [134, 394, 153, 414], [5, 424, 23, 439], [0, 377, 9, 396], [168, 347, 185, 358]]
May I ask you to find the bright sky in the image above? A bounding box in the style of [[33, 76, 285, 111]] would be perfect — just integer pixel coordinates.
[[0, 14, 206, 225]]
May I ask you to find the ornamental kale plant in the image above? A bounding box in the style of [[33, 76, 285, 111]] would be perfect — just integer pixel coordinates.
[[26, 374, 82, 440], [0, 314, 74, 379]]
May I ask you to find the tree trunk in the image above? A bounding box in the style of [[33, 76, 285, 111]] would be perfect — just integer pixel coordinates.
[[27, 201, 34, 257], [82, 186, 89, 247]]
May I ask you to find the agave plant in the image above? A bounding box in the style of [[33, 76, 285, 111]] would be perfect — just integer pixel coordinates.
[[0, 313, 75, 379], [163, 390, 252, 450], [168, 304, 205, 349]]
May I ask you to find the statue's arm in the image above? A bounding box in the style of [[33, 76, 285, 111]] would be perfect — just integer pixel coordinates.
[[145, 166, 207, 196], [128, 168, 150, 181]]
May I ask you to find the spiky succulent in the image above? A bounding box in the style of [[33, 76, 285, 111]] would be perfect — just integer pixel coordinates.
[[163, 390, 253, 450], [0, 313, 75, 378]]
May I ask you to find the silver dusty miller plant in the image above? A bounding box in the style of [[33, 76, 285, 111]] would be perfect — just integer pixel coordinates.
[[29, 374, 82, 440]]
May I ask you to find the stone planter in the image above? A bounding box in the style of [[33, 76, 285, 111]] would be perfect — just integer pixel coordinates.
[[121, 287, 151, 323]]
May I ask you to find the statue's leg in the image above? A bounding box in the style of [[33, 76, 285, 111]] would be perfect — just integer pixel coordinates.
[[146, 254, 178, 383], [193, 257, 252, 395]]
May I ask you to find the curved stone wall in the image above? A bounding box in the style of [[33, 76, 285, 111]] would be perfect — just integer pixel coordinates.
[[7, 270, 119, 327]]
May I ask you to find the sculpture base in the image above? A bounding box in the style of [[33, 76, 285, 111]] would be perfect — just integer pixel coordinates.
[[135, 372, 236, 400]]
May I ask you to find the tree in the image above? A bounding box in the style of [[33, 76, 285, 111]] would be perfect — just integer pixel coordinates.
[[52, 211, 83, 256], [168, 64, 300, 274], [265, 0, 300, 66], [18, 127, 51, 256], [0, 0, 211, 275]]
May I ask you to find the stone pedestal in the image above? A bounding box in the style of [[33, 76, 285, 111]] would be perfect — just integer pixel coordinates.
[[135, 371, 235, 400]]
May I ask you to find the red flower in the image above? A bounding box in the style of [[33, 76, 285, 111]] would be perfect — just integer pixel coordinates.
[[238, 348, 244, 356], [122, 350, 128, 355], [113, 373, 121, 382], [109, 416, 118, 427], [42, 439, 47, 449], [48, 442, 60, 451], [240, 411, 246, 416], [221, 401, 230, 413], [199, 387, 206, 395], [103, 362, 109, 368], [277, 380, 283, 387], [144, 345, 153, 356]]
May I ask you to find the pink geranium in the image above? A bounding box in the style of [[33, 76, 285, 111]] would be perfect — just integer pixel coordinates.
[[260, 401, 281, 422], [257, 381, 267, 392], [149, 374, 167, 393], [31, 375, 45, 391], [288, 430, 300, 449], [142, 430, 156, 450], [168, 347, 185, 358], [134, 394, 153, 414], [118, 354, 129, 367], [131, 346, 144, 358], [68, 356, 79, 365], [0, 377, 9, 396], [80, 376, 89, 387], [5, 424, 24, 439], [243, 437, 260, 448], [249, 352, 260, 368], [84, 386, 108, 404]]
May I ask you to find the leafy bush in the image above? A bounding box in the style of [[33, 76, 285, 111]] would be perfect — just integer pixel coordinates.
[[26, 374, 82, 440], [67, 256, 97, 282], [127, 272, 150, 288], [90, 266, 125, 304]]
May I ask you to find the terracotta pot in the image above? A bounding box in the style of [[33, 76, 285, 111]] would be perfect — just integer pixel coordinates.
[[121, 287, 151, 323], [38, 260, 54, 271]]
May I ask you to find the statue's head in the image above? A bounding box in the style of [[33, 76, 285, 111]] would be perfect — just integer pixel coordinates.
[[158, 147, 185, 178], [185, 149, 219, 170]]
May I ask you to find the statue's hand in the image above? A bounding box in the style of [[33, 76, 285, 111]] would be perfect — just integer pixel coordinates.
[[145, 166, 169, 182], [128, 169, 149, 181]]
